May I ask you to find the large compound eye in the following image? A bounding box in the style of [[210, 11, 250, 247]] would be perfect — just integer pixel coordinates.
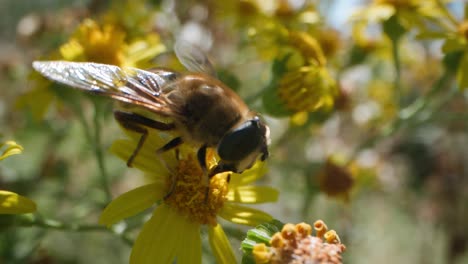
[[217, 118, 265, 162]]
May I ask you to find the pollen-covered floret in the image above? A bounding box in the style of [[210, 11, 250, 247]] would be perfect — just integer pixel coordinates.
[[253, 220, 346, 264]]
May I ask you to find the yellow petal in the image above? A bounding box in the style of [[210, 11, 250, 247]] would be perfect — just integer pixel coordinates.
[[219, 203, 273, 226], [99, 183, 164, 227], [110, 139, 174, 174], [0, 141, 24, 161], [0, 190, 36, 214], [176, 217, 202, 264], [227, 186, 279, 204], [208, 224, 237, 264], [130, 205, 200, 264], [229, 162, 268, 187]]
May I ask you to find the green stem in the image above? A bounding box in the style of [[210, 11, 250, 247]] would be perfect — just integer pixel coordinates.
[[76, 109, 93, 146], [92, 101, 112, 203], [76, 102, 112, 203], [391, 37, 403, 108], [301, 172, 314, 220], [16, 215, 133, 246]]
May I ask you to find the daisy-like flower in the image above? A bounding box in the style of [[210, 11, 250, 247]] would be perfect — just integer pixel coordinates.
[[99, 127, 279, 264], [262, 31, 338, 117], [59, 18, 165, 68], [243, 220, 346, 264]]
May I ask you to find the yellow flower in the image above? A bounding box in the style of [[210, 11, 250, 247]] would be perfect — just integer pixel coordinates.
[[99, 128, 278, 264], [352, 0, 442, 26], [0, 190, 37, 214], [250, 220, 346, 264], [277, 64, 337, 113], [60, 19, 126, 65], [59, 19, 165, 68], [22, 17, 166, 121]]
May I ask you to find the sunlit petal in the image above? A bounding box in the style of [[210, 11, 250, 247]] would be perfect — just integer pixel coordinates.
[[227, 186, 279, 204], [229, 162, 268, 187], [0, 190, 36, 214], [219, 203, 273, 226], [110, 138, 174, 174], [130, 205, 198, 264], [208, 224, 237, 264], [99, 183, 163, 226], [176, 218, 202, 264]]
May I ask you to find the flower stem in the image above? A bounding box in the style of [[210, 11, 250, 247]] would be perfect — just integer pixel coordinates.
[[75, 101, 112, 203], [92, 101, 112, 203], [16, 215, 133, 246], [391, 37, 402, 108]]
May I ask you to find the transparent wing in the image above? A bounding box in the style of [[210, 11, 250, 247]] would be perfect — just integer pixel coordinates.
[[32, 61, 176, 115], [174, 41, 217, 77]]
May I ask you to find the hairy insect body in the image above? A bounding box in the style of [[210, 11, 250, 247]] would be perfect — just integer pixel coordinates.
[[167, 74, 248, 147]]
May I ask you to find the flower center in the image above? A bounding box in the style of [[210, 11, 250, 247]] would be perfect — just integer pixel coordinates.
[[163, 154, 230, 226], [278, 66, 336, 113]]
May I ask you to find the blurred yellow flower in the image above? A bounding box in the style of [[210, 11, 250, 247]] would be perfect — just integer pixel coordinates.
[[0, 191, 37, 214], [59, 19, 165, 68], [21, 17, 166, 121], [247, 17, 289, 60], [60, 19, 126, 65], [288, 31, 327, 66], [277, 65, 336, 113], [367, 80, 398, 123], [99, 128, 278, 264], [352, 0, 443, 26], [0, 140, 23, 161]]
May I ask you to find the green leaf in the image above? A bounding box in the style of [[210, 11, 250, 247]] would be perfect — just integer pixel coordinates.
[[442, 51, 464, 74], [217, 69, 241, 92], [415, 31, 450, 40], [382, 14, 407, 41], [456, 52, 468, 90], [262, 58, 293, 117], [441, 37, 466, 54], [347, 45, 371, 66], [464, 3, 468, 20], [241, 219, 285, 263]]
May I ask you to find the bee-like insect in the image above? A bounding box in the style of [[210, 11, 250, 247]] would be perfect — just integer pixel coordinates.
[[32, 42, 270, 177]]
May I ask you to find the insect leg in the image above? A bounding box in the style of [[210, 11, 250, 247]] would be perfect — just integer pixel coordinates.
[[197, 145, 208, 175], [156, 137, 183, 153], [157, 137, 184, 200], [196, 145, 213, 202], [114, 111, 175, 167]]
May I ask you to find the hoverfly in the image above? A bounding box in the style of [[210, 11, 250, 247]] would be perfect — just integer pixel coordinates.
[[32, 42, 270, 178]]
